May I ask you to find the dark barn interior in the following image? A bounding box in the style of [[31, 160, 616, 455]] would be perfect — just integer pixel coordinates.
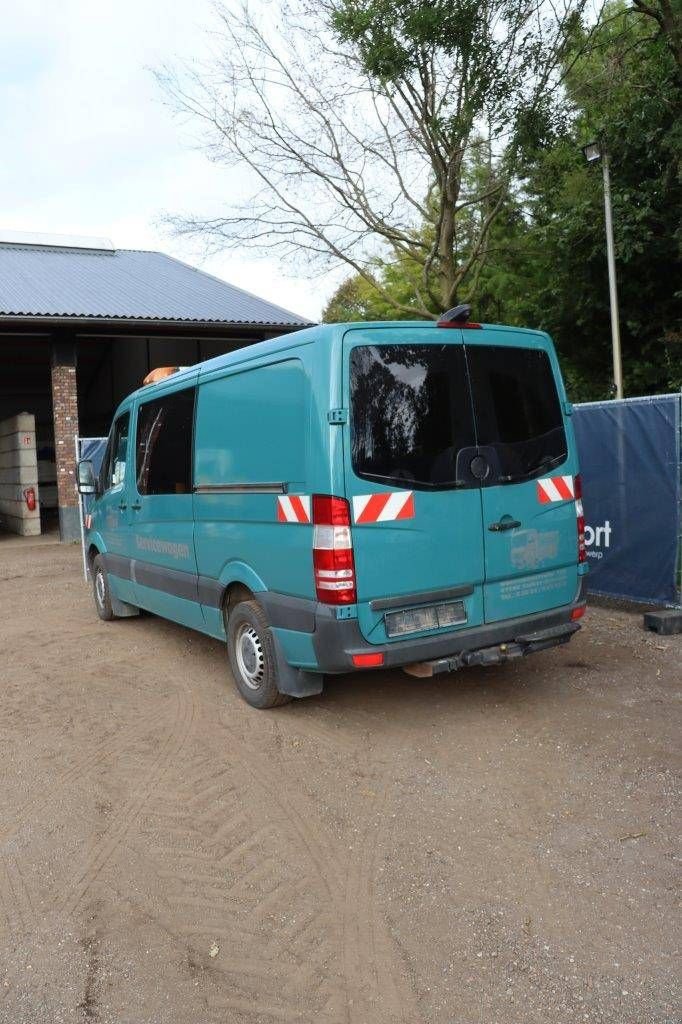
[[0, 234, 309, 540]]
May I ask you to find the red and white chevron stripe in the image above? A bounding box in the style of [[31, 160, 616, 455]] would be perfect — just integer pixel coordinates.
[[537, 475, 574, 503], [352, 491, 415, 524], [276, 495, 311, 523]]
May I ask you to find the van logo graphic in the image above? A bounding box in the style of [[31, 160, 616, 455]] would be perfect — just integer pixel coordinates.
[[537, 476, 574, 503], [276, 495, 311, 523], [352, 491, 415, 524]]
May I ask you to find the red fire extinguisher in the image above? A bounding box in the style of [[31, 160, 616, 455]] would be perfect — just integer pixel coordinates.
[[24, 487, 36, 512]]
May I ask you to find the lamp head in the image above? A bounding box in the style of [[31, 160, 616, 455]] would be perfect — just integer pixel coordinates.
[[582, 141, 601, 163]]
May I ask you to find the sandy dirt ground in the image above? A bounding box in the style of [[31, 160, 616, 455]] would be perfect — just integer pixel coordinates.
[[0, 537, 679, 1024]]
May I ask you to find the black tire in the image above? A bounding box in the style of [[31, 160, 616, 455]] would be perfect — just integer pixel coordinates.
[[226, 599, 291, 709], [92, 554, 115, 621]]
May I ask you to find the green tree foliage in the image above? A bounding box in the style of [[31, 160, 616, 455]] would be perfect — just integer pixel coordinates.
[[516, 5, 681, 398], [324, 4, 681, 400], [630, 0, 682, 75], [328, 0, 592, 311]]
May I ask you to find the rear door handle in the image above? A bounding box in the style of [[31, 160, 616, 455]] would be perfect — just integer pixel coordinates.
[[131, 502, 142, 511], [118, 502, 127, 511], [488, 518, 521, 532]]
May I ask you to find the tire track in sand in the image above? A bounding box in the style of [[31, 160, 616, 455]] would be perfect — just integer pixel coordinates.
[[0, 707, 163, 846], [60, 682, 197, 917], [219, 706, 418, 1024], [277, 705, 418, 1024]]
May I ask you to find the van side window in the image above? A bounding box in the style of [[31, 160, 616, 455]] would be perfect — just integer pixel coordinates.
[[102, 412, 130, 490], [136, 388, 195, 495]]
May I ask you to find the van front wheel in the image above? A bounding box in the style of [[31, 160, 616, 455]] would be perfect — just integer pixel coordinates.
[[92, 554, 114, 621], [226, 600, 291, 709]]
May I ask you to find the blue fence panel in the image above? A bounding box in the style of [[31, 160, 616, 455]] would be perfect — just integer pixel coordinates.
[[573, 394, 681, 606], [79, 437, 107, 475]]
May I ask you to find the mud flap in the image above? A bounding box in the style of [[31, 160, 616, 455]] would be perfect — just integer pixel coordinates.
[[110, 595, 140, 618], [271, 633, 324, 698]]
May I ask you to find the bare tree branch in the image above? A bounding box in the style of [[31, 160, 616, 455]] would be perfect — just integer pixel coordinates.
[[157, 0, 603, 316]]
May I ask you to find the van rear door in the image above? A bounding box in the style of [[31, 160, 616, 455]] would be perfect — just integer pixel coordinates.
[[464, 331, 579, 622], [343, 327, 486, 645]]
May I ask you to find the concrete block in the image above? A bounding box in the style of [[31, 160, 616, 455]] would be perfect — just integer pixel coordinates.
[[0, 483, 41, 504], [0, 511, 40, 536], [0, 413, 40, 536], [0, 447, 38, 469], [0, 431, 36, 454], [644, 609, 682, 635], [0, 413, 35, 437], [0, 464, 39, 485], [0, 484, 26, 501], [0, 497, 40, 521]]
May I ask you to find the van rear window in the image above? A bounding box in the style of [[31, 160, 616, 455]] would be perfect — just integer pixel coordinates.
[[349, 342, 567, 488], [466, 345, 567, 481], [350, 345, 475, 489]]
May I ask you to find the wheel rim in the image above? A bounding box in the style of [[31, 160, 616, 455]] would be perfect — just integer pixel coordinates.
[[235, 623, 265, 689], [95, 570, 106, 609]]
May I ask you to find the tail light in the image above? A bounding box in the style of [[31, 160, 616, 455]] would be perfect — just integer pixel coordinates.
[[24, 487, 36, 512], [575, 474, 586, 563], [312, 495, 357, 605], [352, 652, 384, 667]]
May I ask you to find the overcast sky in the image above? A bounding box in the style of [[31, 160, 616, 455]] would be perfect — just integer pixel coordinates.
[[0, 0, 336, 321]]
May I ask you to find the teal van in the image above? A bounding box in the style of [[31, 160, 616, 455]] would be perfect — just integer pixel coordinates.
[[77, 309, 588, 708]]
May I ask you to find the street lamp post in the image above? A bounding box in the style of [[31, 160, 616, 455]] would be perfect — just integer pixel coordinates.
[[582, 141, 624, 399]]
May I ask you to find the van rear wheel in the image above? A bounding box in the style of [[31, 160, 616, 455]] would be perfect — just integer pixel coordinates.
[[226, 600, 291, 709]]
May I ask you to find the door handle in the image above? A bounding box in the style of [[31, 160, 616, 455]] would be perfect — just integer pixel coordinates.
[[131, 502, 142, 511], [488, 518, 521, 532], [118, 502, 127, 511]]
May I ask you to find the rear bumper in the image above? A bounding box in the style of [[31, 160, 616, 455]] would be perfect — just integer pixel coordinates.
[[308, 576, 588, 674]]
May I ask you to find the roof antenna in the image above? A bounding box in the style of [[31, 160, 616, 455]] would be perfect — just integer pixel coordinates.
[[440, 304, 471, 323]]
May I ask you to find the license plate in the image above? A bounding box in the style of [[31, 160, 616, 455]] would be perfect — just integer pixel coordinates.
[[385, 600, 467, 638]]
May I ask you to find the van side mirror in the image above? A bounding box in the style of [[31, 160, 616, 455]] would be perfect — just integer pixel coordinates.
[[77, 460, 97, 495]]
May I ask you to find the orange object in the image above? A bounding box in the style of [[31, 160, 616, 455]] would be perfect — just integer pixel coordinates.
[[142, 366, 180, 385]]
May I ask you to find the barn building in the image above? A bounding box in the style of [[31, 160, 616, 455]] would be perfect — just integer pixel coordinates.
[[0, 231, 309, 542]]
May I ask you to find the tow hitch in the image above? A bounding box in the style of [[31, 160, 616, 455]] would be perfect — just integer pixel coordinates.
[[402, 622, 580, 679]]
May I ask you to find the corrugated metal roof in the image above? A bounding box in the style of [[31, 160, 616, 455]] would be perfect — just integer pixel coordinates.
[[0, 243, 310, 327]]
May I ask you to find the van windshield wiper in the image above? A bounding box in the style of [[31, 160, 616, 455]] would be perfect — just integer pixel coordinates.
[[497, 454, 565, 484], [532, 453, 564, 473], [523, 454, 565, 480]]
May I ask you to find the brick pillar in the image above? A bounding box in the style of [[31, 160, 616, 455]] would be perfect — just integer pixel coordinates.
[[50, 337, 80, 541]]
